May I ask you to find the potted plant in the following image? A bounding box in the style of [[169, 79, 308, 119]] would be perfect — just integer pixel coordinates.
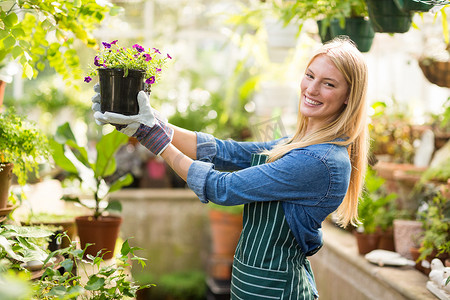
[[365, 0, 413, 33], [50, 122, 134, 259], [393, 0, 434, 12], [208, 203, 243, 281], [354, 167, 398, 255], [0, 107, 50, 210], [416, 191, 450, 275], [84, 40, 172, 115]]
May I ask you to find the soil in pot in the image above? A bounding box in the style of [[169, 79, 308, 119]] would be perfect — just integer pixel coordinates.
[[98, 68, 145, 115], [0, 163, 13, 209], [354, 231, 381, 255], [75, 215, 122, 260]]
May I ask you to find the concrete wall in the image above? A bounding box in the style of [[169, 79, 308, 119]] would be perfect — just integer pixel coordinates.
[[110, 188, 210, 279]]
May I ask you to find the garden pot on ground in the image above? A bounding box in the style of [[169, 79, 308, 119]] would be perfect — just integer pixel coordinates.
[[0, 163, 13, 209], [208, 209, 243, 280], [98, 68, 145, 115], [329, 17, 375, 52], [75, 215, 122, 260], [366, 0, 413, 33], [354, 231, 381, 255]]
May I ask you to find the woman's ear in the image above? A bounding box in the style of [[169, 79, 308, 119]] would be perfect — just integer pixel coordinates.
[[344, 98, 349, 105]]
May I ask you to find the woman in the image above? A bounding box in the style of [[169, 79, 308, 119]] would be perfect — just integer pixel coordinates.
[[93, 37, 369, 299]]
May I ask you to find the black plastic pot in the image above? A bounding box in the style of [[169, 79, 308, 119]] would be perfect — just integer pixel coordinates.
[[366, 0, 413, 33], [329, 17, 375, 52], [98, 68, 145, 115], [394, 0, 434, 12]]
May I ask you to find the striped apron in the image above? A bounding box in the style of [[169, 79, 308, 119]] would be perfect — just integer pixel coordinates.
[[230, 154, 319, 300]]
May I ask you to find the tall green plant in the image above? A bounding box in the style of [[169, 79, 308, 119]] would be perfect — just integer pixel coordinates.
[[0, 0, 121, 84], [50, 123, 133, 218]]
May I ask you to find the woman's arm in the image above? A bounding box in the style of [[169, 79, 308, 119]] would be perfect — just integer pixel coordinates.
[[168, 124, 197, 159], [160, 143, 193, 181]]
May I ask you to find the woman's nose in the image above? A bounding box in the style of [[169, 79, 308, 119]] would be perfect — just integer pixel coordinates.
[[306, 81, 319, 95]]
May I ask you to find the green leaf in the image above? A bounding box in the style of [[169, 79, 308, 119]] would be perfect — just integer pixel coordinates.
[[105, 200, 122, 214], [11, 45, 23, 59], [11, 27, 25, 38], [49, 139, 78, 174], [94, 130, 128, 178], [108, 173, 133, 194], [85, 275, 105, 291], [121, 239, 131, 256], [1, 35, 16, 49], [24, 63, 34, 79], [3, 12, 18, 27]]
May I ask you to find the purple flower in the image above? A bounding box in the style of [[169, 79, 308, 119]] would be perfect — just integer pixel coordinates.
[[143, 54, 152, 61], [156, 68, 161, 73], [111, 40, 118, 45], [84, 76, 92, 83], [94, 56, 101, 67], [146, 76, 156, 85], [102, 42, 111, 48], [153, 48, 161, 54], [167, 54, 172, 59], [133, 44, 145, 53]]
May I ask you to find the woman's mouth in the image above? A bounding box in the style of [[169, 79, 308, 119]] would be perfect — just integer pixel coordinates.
[[304, 96, 322, 106]]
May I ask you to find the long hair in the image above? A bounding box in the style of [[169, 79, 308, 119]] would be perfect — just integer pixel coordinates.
[[264, 37, 369, 228]]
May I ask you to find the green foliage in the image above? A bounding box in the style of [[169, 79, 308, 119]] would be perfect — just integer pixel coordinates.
[[418, 192, 450, 261], [208, 202, 244, 215], [0, 228, 150, 300], [357, 167, 398, 234], [0, 0, 121, 85], [155, 270, 206, 300], [421, 158, 450, 183], [0, 107, 50, 185], [50, 122, 134, 218], [0, 224, 54, 264], [369, 100, 420, 164]]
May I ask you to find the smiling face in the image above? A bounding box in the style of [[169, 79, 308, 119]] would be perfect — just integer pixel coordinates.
[[300, 54, 349, 132]]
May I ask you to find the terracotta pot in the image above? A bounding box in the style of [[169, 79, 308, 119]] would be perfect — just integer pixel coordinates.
[[208, 210, 243, 257], [393, 219, 423, 260], [446, 258, 450, 268], [378, 228, 396, 252], [0, 163, 13, 209], [409, 247, 426, 274], [0, 80, 5, 106], [354, 231, 381, 255], [75, 215, 122, 260]]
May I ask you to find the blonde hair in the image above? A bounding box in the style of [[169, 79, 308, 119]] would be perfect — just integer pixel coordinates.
[[265, 37, 369, 228]]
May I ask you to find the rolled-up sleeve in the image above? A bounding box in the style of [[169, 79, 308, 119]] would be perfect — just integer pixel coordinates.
[[196, 132, 216, 162], [187, 160, 214, 203]]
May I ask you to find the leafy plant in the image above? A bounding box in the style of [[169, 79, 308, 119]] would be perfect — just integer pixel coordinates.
[[0, 107, 50, 185], [357, 167, 398, 234], [84, 40, 172, 86], [36, 238, 151, 299], [418, 191, 450, 261], [0, 0, 121, 84], [0, 226, 151, 300], [50, 122, 133, 218]]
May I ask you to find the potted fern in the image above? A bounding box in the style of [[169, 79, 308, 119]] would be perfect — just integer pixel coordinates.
[[50, 122, 133, 259], [0, 108, 50, 210]]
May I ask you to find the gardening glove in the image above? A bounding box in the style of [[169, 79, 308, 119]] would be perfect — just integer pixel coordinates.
[[93, 89, 173, 156]]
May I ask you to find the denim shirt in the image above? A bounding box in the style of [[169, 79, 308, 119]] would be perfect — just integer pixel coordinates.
[[187, 132, 351, 255]]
